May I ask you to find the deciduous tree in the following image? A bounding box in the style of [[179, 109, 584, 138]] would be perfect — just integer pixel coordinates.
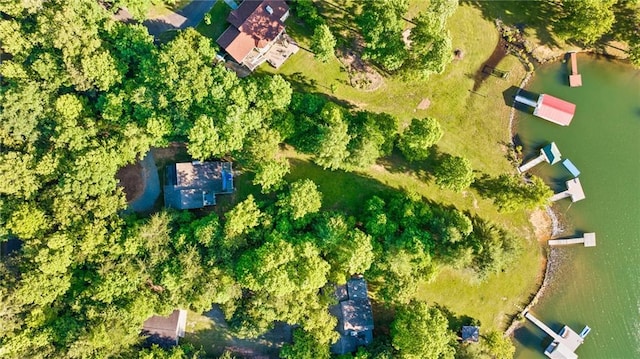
[[391, 301, 457, 359], [434, 154, 474, 192], [397, 117, 443, 161], [311, 24, 336, 63]]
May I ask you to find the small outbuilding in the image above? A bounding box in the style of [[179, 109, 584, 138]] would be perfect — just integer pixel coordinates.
[[461, 326, 480, 343], [141, 309, 187, 348]]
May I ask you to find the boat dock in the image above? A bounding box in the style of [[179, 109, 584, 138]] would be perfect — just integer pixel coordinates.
[[514, 93, 576, 126], [518, 142, 562, 173], [551, 178, 586, 202], [549, 232, 596, 247], [524, 311, 589, 359], [569, 52, 582, 87]]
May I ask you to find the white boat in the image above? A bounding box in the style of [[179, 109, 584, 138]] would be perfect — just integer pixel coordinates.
[[579, 326, 591, 338]]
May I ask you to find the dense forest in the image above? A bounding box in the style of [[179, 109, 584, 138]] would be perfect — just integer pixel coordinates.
[[1, 0, 637, 358]]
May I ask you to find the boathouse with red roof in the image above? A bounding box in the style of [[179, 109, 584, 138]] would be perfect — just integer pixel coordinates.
[[533, 94, 576, 126]]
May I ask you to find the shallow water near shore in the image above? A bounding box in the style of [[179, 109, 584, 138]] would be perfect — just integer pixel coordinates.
[[514, 55, 640, 358]]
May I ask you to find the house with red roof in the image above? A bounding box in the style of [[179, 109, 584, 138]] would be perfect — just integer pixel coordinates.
[[217, 0, 297, 71]]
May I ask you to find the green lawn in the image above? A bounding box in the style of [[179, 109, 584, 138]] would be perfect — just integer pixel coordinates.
[[261, 2, 543, 332], [192, 1, 547, 332], [148, 0, 192, 18], [196, 0, 233, 41]]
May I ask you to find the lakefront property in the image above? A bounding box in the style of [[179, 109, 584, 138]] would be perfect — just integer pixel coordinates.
[[2, 1, 638, 359], [216, 0, 298, 71]]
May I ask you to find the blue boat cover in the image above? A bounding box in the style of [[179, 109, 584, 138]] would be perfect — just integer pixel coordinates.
[[563, 159, 581, 177]]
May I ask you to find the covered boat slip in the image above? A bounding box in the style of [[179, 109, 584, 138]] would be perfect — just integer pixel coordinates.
[[524, 311, 589, 359], [514, 93, 577, 126]]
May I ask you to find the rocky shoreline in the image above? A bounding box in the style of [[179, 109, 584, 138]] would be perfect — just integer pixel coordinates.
[[503, 57, 567, 338]]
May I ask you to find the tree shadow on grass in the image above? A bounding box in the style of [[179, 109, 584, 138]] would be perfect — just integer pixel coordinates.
[[286, 158, 396, 213], [375, 146, 442, 184], [462, 0, 563, 49], [184, 306, 292, 358]]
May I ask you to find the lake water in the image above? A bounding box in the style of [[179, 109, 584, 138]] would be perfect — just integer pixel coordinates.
[[514, 55, 640, 358]]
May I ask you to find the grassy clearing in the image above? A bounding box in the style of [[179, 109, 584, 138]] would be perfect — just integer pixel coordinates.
[[259, 2, 543, 331], [189, 0, 546, 332], [195, 0, 233, 40]]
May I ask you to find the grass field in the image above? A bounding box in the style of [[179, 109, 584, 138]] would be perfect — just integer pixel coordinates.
[[184, 0, 548, 337], [259, 1, 544, 332]]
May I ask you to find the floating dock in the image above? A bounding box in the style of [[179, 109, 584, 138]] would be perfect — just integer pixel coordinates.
[[551, 178, 586, 202], [549, 232, 596, 247], [524, 311, 590, 359], [518, 142, 562, 173], [514, 94, 576, 126], [569, 52, 582, 87]]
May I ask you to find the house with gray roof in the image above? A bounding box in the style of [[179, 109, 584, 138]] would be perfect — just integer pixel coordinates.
[[163, 161, 234, 210], [141, 309, 187, 348], [330, 277, 374, 355]]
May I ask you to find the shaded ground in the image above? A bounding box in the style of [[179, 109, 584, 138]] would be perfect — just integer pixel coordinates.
[[127, 152, 161, 213], [116, 0, 217, 38], [473, 38, 509, 91], [116, 161, 144, 202], [184, 307, 293, 358]]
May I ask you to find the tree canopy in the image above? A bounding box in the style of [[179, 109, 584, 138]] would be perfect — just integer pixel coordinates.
[[397, 117, 444, 161], [391, 300, 457, 359], [434, 154, 474, 192]]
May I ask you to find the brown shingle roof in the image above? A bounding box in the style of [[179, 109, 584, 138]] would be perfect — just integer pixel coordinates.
[[217, 0, 289, 64]]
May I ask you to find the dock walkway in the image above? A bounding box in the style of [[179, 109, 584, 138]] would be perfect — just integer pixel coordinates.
[[569, 52, 582, 87], [551, 178, 585, 202], [549, 232, 596, 247], [524, 311, 588, 359]]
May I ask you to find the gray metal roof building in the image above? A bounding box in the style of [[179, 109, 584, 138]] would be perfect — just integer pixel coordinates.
[[163, 161, 233, 209], [330, 277, 374, 355], [141, 309, 187, 348]]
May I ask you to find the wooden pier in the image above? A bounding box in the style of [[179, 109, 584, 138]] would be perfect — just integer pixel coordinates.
[[549, 232, 596, 247], [551, 178, 586, 202], [524, 311, 589, 359], [518, 142, 562, 173], [569, 52, 582, 87]]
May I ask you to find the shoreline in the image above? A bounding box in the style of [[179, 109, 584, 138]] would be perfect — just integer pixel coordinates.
[[502, 49, 632, 338], [502, 51, 575, 337]]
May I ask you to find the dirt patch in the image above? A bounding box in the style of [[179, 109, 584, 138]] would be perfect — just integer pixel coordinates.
[[116, 162, 144, 202], [417, 98, 431, 110], [529, 209, 552, 242], [337, 37, 384, 92]]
